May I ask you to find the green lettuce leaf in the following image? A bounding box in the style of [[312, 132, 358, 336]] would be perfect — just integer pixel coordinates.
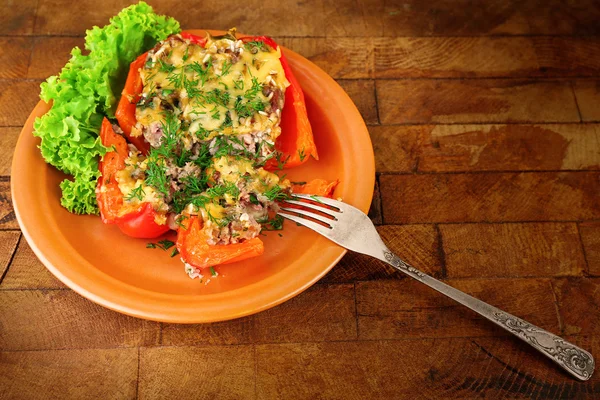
[[33, 1, 180, 214]]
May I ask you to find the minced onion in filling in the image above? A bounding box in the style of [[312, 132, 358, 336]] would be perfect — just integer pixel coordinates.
[[116, 30, 292, 247]]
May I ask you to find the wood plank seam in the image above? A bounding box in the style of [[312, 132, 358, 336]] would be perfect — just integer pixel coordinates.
[[135, 346, 140, 400], [570, 81, 584, 122], [253, 344, 258, 400], [371, 121, 593, 127], [375, 174, 384, 223], [0, 233, 20, 285], [372, 78, 381, 125], [549, 280, 565, 335], [24, 34, 36, 79], [469, 339, 548, 387], [576, 222, 592, 276], [353, 281, 360, 338], [434, 224, 447, 278], [377, 169, 600, 175], [376, 220, 600, 227]]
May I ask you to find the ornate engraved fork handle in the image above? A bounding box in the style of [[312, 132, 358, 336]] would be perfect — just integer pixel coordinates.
[[382, 249, 595, 381]]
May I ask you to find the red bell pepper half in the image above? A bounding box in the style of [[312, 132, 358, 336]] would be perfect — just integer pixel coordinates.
[[243, 36, 318, 170], [96, 118, 170, 239], [115, 33, 317, 168], [176, 215, 264, 269], [115, 52, 151, 154]]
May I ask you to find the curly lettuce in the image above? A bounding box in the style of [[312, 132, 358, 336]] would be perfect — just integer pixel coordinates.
[[33, 2, 180, 214]]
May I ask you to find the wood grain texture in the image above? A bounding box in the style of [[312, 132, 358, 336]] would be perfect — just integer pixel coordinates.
[[382, 0, 600, 36], [0, 290, 160, 350], [553, 278, 600, 336], [256, 336, 600, 398], [377, 79, 580, 124], [0, 128, 21, 175], [277, 37, 373, 79], [322, 224, 442, 282], [0, 0, 38, 35], [374, 37, 600, 78], [163, 284, 356, 345], [251, 283, 356, 343], [2, 0, 600, 396], [373, 124, 600, 173], [0, 348, 138, 400], [380, 172, 600, 224], [0, 231, 20, 281], [1, 238, 66, 289], [573, 80, 600, 122], [34, 0, 383, 37], [367, 179, 382, 225], [0, 179, 18, 230], [0, 38, 32, 79], [441, 223, 586, 278], [579, 222, 600, 276], [337, 80, 378, 125], [0, 80, 43, 126], [375, 37, 538, 78], [139, 346, 255, 400], [356, 278, 559, 340], [31, 0, 600, 37], [27, 36, 85, 79], [370, 125, 420, 173], [161, 317, 253, 346], [417, 124, 600, 172]]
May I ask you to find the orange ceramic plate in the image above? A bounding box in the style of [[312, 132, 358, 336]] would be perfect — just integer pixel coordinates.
[[11, 30, 375, 323]]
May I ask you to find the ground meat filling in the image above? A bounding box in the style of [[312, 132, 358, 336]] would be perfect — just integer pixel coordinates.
[[117, 30, 291, 247]]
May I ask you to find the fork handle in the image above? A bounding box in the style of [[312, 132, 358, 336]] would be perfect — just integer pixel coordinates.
[[381, 249, 595, 381]]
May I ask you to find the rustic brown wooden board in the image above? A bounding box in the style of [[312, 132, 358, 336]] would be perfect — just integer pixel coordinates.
[[3, 1, 600, 397], [0, 80, 43, 126], [377, 80, 581, 124], [573, 80, 600, 122], [0, 231, 20, 281], [382, 0, 600, 36], [139, 346, 255, 399], [440, 223, 586, 278], [0, 348, 138, 399], [0, 0, 37, 35], [337, 80, 379, 125], [0, 290, 160, 350], [0, 38, 32, 79], [27, 36, 85, 79], [162, 283, 357, 345], [0, 179, 18, 230], [256, 336, 600, 398], [356, 278, 560, 340], [276, 37, 374, 79], [380, 172, 600, 224], [552, 278, 600, 336], [372, 124, 600, 173], [1, 238, 66, 289], [0, 128, 21, 175], [579, 222, 600, 276], [374, 37, 600, 78]]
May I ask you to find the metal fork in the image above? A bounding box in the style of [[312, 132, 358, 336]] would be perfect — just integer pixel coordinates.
[[279, 194, 595, 381]]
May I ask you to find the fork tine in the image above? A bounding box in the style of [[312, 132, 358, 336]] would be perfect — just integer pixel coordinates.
[[278, 211, 333, 236], [279, 207, 336, 225], [291, 193, 343, 210], [282, 200, 339, 218]]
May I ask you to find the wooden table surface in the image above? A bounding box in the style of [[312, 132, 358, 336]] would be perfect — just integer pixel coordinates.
[[2, 1, 600, 398]]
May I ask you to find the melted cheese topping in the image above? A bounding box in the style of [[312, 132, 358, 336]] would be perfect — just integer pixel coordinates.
[[137, 34, 288, 145]]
